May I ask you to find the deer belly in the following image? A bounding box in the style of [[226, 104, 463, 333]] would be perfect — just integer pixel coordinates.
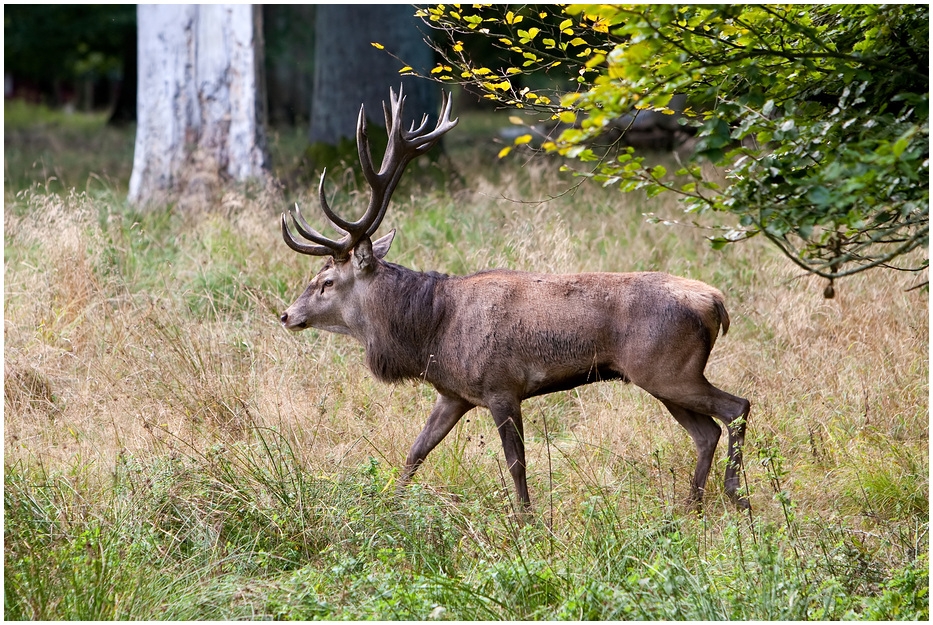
[[523, 364, 627, 399]]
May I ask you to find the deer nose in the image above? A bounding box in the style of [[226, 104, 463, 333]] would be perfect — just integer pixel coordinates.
[[280, 312, 289, 324]]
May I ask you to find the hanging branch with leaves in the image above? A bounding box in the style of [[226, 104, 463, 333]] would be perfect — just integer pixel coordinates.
[[385, 4, 928, 293]]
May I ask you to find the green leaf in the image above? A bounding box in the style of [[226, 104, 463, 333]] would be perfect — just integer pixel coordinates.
[[646, 184, 665, 198], [892, 137, 910, 157], [806, 186, 832, 206]]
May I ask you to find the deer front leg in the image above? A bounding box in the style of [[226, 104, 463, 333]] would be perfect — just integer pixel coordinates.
[[398, 393, 474, 491], [488, 395, 531, 511]]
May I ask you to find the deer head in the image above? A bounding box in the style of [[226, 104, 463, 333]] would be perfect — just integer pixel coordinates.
[[280, 86, 458, 336]]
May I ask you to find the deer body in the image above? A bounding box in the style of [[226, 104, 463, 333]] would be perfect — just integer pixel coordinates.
[[281, 88, 750, 511]]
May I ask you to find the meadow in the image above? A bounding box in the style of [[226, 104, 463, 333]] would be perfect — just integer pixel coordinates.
[[3, 101, 928, 619]]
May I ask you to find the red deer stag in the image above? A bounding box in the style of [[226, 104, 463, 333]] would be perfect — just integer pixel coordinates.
[[281, 87, 750, 512]]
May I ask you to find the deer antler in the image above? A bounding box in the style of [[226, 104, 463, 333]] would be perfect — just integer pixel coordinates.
[[282, 86, 458, 260]]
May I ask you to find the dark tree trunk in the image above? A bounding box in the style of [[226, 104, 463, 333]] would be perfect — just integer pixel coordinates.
[[309, 5, 436, 145], [263, 5, 315, 126], [108, 27, 137, 125]]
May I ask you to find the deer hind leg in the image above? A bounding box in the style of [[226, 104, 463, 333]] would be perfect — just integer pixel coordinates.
[[487, 395, 531, 511], [718, 388, 751, 508], [399, 393, 474, 491], [660, 399, 721, 509], [651, 379, 751, 509]]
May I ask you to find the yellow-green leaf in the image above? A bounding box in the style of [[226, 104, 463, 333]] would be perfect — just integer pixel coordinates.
[[585, 53, 606, 69], [399, 66, 413, 73], [561, 92, 582, 106], [482, 80, 511, 91], [508, 115, 525, 125], [514, 134, 533, 145], [518, 28, 539, 43], [498, 145, 512, 158], [559, 18, 573, 31], [370, 42, 384, 50]]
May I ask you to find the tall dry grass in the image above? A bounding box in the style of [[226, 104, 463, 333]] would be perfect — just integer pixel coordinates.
[[4, 140, 928, 618], [5, 155, 927, 515]]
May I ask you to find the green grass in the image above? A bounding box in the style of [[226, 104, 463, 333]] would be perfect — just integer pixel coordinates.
[[4, 102, 929, 620]]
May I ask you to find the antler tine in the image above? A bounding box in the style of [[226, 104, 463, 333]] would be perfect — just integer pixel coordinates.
[[385, 84, 405, 135], [281, 211, 340, 257], [280, 175, 357, 258], [357, 106, 379, 189], [317, 168, 357, 239], [407, 90, 458, 148], [288, 202, 337, 248]]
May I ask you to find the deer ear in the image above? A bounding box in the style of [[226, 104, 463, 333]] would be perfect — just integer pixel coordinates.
[[353, 230, 394, 273], [372, 229, 395, 259], [352, 238, 375, 273]]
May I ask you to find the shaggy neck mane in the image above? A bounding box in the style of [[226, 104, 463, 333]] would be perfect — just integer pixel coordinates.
[[363, 262, 448, 383]]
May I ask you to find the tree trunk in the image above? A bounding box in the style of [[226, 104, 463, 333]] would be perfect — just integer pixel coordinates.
[[108, 27, 137, 125], [263, 5, 315, 126], [128, 4, 268, 208], [309, 5, 436, 145]]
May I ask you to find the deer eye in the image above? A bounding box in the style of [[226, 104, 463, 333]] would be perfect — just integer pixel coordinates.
[[323, 279, 334, 288]]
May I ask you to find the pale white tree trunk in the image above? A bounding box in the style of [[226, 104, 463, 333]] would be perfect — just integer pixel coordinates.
[[129, 4, 267, 207]]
